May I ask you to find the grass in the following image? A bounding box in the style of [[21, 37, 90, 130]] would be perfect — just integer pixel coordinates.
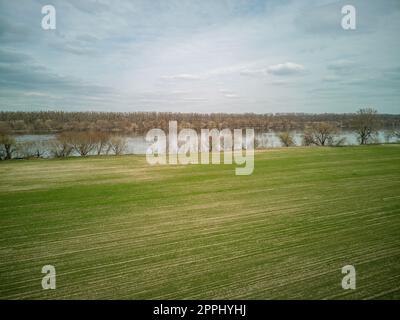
[[0, 145, 399, 299]]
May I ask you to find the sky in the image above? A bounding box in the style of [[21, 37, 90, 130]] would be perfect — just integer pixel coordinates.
[[0, 0, 399, 114]]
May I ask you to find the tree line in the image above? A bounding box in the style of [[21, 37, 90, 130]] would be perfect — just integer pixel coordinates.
[[1, 108, 399, 160], [0, 131, 127, 160], [278, 108, 399, 147], [1, 110, 399, 134]]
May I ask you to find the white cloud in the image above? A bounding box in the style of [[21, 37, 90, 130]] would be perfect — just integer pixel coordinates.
[[267, 62, 305, 76], [219, 89, 239, 98]]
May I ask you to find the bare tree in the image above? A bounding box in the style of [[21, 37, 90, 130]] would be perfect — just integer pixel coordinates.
[[384, 129, 400, 143], [0, 132, 16, 160], [353, 108, 380, 145], [108, 136, 127, 155], [395, 130, 400, 142], [302, 130, 315, 146], [68, 132, 96, 156], [92, 132, 111, 155], [278, 131, 295, 147], [49, 133, 73, 158], [17, 141, 48, 159], [302, 122, 340, 146]]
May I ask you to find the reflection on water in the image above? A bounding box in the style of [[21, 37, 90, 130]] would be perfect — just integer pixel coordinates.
[[15, 130, 397, 156]]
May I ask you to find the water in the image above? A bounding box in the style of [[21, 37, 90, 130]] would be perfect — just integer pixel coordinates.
[[14, 130, 397, 157]]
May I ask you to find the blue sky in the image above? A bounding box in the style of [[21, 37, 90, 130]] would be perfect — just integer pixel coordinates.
[[0, 0, 399, 113]]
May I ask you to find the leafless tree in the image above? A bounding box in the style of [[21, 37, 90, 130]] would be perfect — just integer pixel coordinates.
[[0, 132, 16, 160], [49, 133, 73, 158], [353, 108, 380, 145], [302, 122, 340, 146], [108, 136, 127, 155], [395, 130, 400, 141], [384, 129, 400, 143], [17, 141, 48, 158], [278, 131, 295, 147], [1, 111, 398, 135], [92, 132, 111, 155], [302, 130, 315, 146], [67, 132, 96, 156]]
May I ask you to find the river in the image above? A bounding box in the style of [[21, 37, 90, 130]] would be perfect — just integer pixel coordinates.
[[14, 130, 396, 157]]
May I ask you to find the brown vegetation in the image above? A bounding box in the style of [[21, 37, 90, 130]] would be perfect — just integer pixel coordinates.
[[0, 132, 16, 160], [0, 111, 398, 135], [278, 131, 295, 147], [302, 122, 346, 146], [0, 109, 398, 160], [352, 108, 380, 145]]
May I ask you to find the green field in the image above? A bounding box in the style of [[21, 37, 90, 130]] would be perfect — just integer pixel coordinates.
[[0, 145, 399, 299]]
